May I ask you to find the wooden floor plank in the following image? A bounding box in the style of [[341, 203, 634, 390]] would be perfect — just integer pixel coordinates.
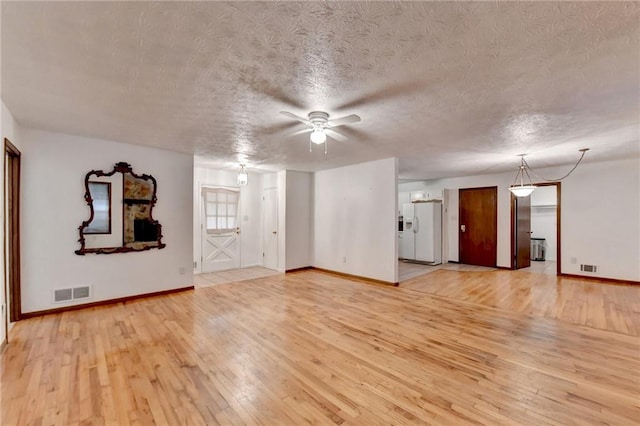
[[2, 269, 639, 425]]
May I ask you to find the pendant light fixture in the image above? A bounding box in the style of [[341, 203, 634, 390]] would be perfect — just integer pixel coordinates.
[[508, 155, 536, 197], [508, 149, 589, 197], [237, 164, 248, 186]]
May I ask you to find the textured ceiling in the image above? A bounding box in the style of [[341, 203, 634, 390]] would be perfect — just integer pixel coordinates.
[[2, 1, 639, 179]]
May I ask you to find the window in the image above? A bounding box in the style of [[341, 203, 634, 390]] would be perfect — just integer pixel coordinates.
[[203, 187, 239, 234]]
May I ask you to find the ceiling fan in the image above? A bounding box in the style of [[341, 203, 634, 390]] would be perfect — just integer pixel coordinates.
[[280, 110, 361, 153]]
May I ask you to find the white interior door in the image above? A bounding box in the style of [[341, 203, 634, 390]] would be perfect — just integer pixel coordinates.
[[202, 187, 241, 273], [263, 188, 278, 270]]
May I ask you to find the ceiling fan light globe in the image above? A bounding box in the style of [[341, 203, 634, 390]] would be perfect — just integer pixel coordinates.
[[310, 129, 327, 144], [509, 185, 536, 197]]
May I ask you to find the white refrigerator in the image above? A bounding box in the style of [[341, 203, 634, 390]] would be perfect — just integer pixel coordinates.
[[401, 201, 442, 265]]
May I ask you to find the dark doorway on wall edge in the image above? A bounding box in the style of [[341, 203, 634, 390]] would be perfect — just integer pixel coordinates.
[[5, 138, 22, 328]]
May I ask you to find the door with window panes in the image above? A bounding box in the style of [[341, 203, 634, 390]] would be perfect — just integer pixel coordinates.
[[202, 187, 240, 272]]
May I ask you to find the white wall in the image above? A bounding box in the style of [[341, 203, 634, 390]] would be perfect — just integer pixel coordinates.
[[1, 102, 20, 148], [314, 157, 398, 283], [530, 186, 557, 261], [1, 101, 22, 342], [20, 128, 194, 313], [193, 167, 262, 271], [400, 158, 640, 281], [560, 159, 639, 281], [285, 171, 313, 270]]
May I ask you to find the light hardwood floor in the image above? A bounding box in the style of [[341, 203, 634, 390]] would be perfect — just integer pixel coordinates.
[[194, 266, 282, 288], [2, 269, 639, 425], [398, 261, 496, 282]]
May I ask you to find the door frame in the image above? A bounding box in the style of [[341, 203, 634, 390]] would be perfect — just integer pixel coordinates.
[[510, 182, 561, 275], [4, 138, 22, 327]]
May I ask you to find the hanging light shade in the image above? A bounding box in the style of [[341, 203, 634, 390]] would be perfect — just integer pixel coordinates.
[[237, 164, 248, 186], [508, 155, 536, 197], [509, 185, 536, 197]]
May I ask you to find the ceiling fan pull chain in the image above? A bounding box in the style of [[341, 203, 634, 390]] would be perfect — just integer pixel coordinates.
[[325, 141, 328, 155]]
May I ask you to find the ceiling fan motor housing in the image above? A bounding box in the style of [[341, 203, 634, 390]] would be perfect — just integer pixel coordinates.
[[308, 111, 330, 128]]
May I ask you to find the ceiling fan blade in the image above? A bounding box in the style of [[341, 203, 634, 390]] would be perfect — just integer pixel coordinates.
[[280, 111, 310, 125], [239, 75, 305, 109], [337, 126, 371, 142], [325, 129, 348, 142], [260, 121, 301, 135], [327, 114, 361, 127], [334, 79, 429, 111], [288, 128, 312, 137]]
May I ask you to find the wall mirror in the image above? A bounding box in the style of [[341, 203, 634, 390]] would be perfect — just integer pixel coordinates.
[[75, 162, 166, 255]]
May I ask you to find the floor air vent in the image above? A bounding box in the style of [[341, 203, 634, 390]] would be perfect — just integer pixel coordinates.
[[580, 264, 598, 273], [54, 286, 91, 303]]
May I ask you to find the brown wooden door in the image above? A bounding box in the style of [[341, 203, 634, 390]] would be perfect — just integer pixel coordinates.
[[459, 187, 497, 267], [513, 194, 531, 269]]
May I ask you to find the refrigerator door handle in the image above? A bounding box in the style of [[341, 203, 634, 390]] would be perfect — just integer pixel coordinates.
[[413, 216, 419, 233]]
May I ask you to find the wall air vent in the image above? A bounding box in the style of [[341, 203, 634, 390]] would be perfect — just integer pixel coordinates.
[[54, 286, 91, 303], [73, 286, 91, 299], [580, 264, 598, 273], [54, 288, 73, 302]]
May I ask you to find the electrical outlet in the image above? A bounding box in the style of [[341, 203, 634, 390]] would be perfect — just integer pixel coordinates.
[[179, 267, 186, 275], [570, 257, 577, 264], [342, 257, 347, 263]]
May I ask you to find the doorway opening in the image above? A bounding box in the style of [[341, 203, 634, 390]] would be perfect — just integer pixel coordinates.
[[511, 182, 561, 275], [4, 139, 22, 338]]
